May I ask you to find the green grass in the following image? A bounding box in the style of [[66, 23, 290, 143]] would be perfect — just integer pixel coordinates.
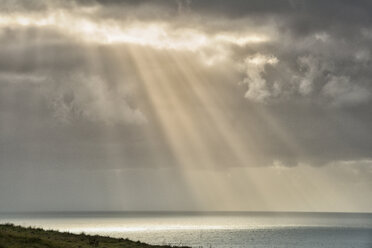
[[0, 224, 190, 248]]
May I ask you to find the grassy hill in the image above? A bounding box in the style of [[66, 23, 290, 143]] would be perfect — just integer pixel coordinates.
[[0, 224, 190, 248]]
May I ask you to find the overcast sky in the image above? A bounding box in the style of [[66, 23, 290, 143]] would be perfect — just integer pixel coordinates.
[[0, 0, 372, 212]]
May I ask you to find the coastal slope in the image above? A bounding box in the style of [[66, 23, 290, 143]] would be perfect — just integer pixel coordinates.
[[0, 224, 189, 248]]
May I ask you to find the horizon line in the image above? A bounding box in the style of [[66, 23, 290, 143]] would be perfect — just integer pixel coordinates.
[[1, 210, 372, 215]]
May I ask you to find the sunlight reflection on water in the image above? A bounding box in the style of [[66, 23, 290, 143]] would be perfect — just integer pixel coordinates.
[[1, 212, 372, 248]]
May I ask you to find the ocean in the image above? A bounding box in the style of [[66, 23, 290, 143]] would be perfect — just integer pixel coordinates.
[[1, 212, 371, 248]]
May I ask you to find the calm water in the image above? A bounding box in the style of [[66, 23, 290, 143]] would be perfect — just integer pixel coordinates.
[[1, 212, 372, 248]]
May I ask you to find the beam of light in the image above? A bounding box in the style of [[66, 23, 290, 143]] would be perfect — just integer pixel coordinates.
[[121, 44, 270, 210], [166, 53, 273, 209], [0, 8, 311, 211], [125, 47, 232, 208], [125, 47, 208, 208], [122, 45, 310, 210]]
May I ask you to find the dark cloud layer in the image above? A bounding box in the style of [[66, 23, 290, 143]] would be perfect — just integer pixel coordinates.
[[1, 0, 372, 170], [1, 0, 372, 212]]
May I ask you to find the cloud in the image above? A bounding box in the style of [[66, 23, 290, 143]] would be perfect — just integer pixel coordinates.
[[322, 76, 371, 106], [0, 0, 372, 171], [46, 74, 147, 125], [296, 55, 321, 95], [240, 54, 279, 102], [1, 0, 372, 213]]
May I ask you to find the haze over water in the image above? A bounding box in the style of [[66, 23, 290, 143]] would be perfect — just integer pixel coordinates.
[[1, 212, 372, 248]]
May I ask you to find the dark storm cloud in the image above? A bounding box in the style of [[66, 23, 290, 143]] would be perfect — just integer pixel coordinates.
[[1, 0, 372, 213], [0, 0, 372, 172]]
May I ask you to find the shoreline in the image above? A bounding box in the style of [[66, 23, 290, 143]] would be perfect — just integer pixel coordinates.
[[0, 224, 190, 248]]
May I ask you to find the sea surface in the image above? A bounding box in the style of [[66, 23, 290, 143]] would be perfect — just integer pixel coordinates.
[[1, 212, 372, 248]]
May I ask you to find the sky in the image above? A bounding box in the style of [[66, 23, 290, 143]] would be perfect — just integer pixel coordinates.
[[0, 0, 371, 212]]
